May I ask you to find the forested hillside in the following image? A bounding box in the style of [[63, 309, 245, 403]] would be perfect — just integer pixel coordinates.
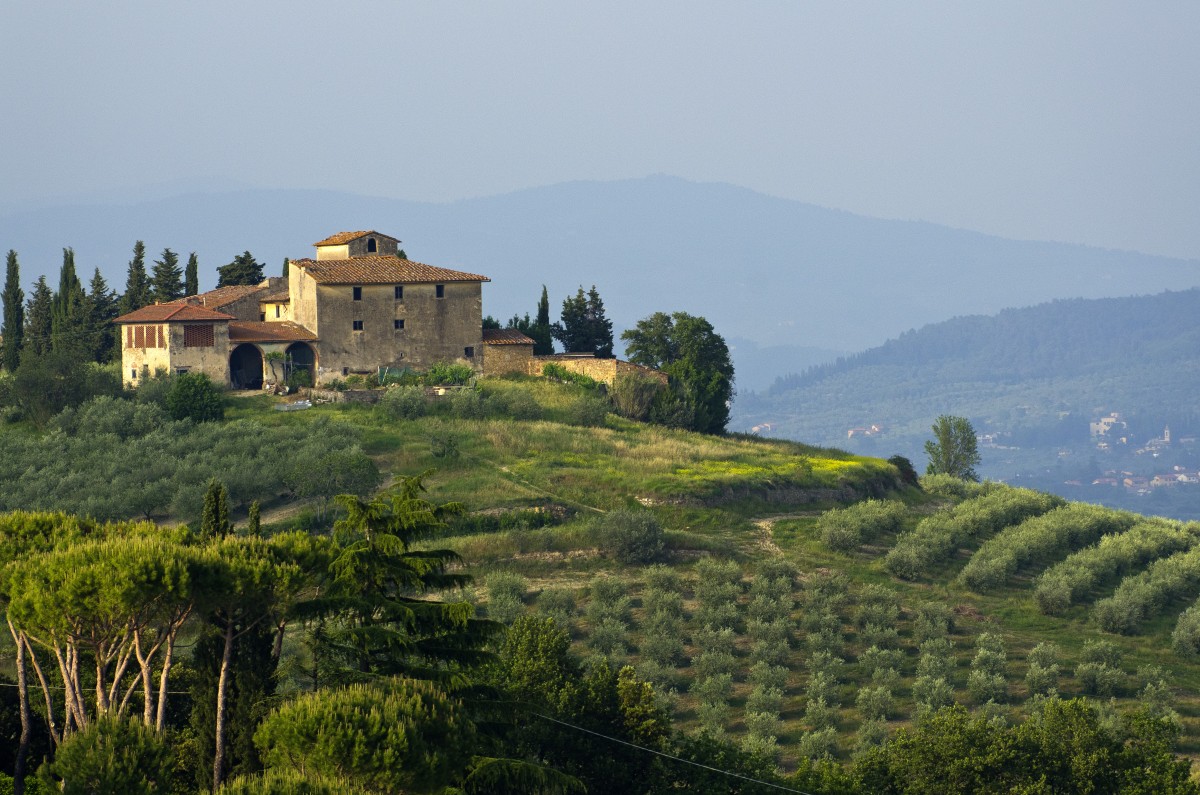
[[4, 372, 1200, 793], [736, 289, 1200, 517]]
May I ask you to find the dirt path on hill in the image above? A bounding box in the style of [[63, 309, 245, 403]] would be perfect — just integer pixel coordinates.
[[750, 512, 822, 557]]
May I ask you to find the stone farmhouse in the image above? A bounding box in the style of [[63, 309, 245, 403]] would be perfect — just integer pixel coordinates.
[[114, 229, 663, 389]]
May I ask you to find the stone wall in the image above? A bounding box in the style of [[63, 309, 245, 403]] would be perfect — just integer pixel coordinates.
[[526, 355, 668, 386], [482, 342, 535, 376], [305, 387, 382, 404]]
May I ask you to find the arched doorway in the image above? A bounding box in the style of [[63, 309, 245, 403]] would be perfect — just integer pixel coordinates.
[[229, 344, 264, 389], [285, 342, 316, 387]]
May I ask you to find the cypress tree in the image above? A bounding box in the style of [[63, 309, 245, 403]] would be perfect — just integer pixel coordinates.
[[247, 501, 261, 536], [151, 248, 184, 303], [86, 268, 119, 363], [281, 257, 289, 278], [119, 241, 151, 315], [533, 284, 553, 354], [21, 276, 53, 360], [50, 248, 88, 359], [585, 285, 614, 358], [1, 250, 24, 372], [185, 252, 199, 296], [200, 479, 232, 539]]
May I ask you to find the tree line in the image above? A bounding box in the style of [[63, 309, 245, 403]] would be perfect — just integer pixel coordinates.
[[1, 244, 271, 374]]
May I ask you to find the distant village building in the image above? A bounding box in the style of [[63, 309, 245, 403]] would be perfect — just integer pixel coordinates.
[[114, 229, 663, 389]]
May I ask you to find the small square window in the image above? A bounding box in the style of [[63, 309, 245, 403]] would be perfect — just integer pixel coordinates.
[[352, 286, 362, 301], [352, 320, 364, 331], [259, 312, 266, 321], [464, 346, 475, 358], [436, 284, 445, 298], [394, 319, 405, 330], [394, 285, 403, 300]]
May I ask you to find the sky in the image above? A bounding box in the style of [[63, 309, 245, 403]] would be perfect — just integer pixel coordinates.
[[2, 2, 1198, 259]]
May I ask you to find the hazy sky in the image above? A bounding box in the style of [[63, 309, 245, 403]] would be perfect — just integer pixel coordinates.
[[2, 2, 1198, 259]]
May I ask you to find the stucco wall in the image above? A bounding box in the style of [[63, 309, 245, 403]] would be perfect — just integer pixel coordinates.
[[261, 301, 292, 322], [313, 280, 483, 381], [121, 321, 232, 387]]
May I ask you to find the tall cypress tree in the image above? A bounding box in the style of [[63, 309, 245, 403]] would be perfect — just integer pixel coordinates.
[[533, 284, 553, 355], [50, 248, 87, 358], [151, 248, 184, 303], [21, 276, 53, 360], [86, 267, 119, 363], [185, 252, 200, 296], [200, 479, 233, 540], [1, 250, 24, 372], [119, 241, 151, 315]]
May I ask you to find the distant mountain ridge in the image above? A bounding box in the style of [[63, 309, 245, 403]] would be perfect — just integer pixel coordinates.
[[2, 176, 1197, 390]]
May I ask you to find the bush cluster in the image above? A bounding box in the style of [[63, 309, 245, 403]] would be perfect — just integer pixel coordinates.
[[598, 509, 665, 564], [817, 499, 907, 552], [1093, 544, 1200, 634], [885, 486, 1062, 580], [1033, 519, 1197, 615], [960, 504, 1138, 592]]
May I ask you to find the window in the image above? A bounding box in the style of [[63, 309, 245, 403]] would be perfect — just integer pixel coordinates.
[[436, 284, 445, 298], [352, 320, 364, 331], [131, 368, 138, 380], [175, 367, 191, 375], [259, 312, 266, 321], [275, 305, 281, 318], [464, 346, 475, 358], [394, 284, 403, 300], [367, 237, 377, 253], [342, 367, 349, 376], [352, 286, 362, 301], [183, 324, 214, 348], [394, 319, 405, 330]]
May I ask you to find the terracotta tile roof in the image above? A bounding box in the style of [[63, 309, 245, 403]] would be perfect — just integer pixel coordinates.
[[259, 289, 290, 303], [114, 304, 235, 324], [176, 284, 267, 309], [313, 230, 393, 246], [483, 328, 535, 345], [228, 321, 317, 343], [293, 256, 489, 285]]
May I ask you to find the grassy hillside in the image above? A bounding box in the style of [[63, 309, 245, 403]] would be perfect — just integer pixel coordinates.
[[218, 376, 1200, 768], [9, 373, 1200, 770]]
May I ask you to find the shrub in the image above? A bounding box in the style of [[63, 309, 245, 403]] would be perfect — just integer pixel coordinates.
[[967, 671, 1007, 704], [747, 618, 790, 646], [541, 363, 602, 391], [912, 601, 954, 642], [744, 710, 781, 739], [690, 673, 733, 704], [696, 700, 729, 735], [739, 733, 779, 761], [598, 510, 664, 564], [748, 639, 790, 667], [643, 564, 681, 592], [1025, 663, 1059, 697], [588, 617, 628, 656], [378, 385, 427, 419], [537, 588, 577, 627], [424, 362, 474, 386], [912, 676, 954, 711], [804, 628, 844, 656], [860, 623, 901, 649], [919, 474, 989, 498], [805, 672, 840, 707], [692, 625, 737, 655], [854, 718, 888, 757], [854, 584, 901, 628], [642, 587, 683, 618], [1033, 519, 1196, 615], [1080, 639, 1122, 668], [1172, 602, 1200, 657], [804, 697, 837, 730], [856, 685, 895, 720], [748, 662, 789, 692], [488, 388, 542, 421], [797, 726, 839, 760], [817, 499, 907, 552], [885, 486, 1063, 580], [859, 646, 904, 677], [640, 627, 684, 667], [746, 686, 784, 715], [692, 650, 737, 680], [1093, 544, 1200, 634], [610, 373, 663, 421], [486, 572, 527, 624], [448, 388, 487, 419], [164, 371, 224, 422], [1076, 663, 1124, 697]]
